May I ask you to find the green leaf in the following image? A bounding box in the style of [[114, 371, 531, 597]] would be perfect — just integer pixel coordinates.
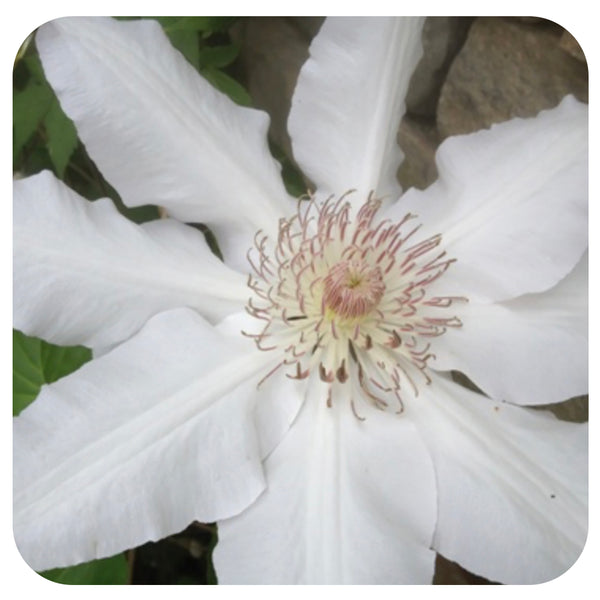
[[200, 67, 252, 106], [14, 52, 79, 177], [161, 24, 241, 72], [154, 16, 237, 33], [164, 28, 200, 69], [40, 553, 129, 584], [118, 204, 161, 225], [13, 330, 92, 416], [198, 43, 240, 69], [23, 52, 46, 81], [12, 330, 44, 415], [44, 100, 78, 177], [269, 142, 308, 198], [13, 78, 53, 158], [14, 32, 34, 63], [39, 339, 92, 384]]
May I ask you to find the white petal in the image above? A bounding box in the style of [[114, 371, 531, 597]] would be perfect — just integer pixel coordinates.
[[413, 374, 587, 584], [215, 383, 437, 584], [288, 17, 424, 201], [36, 17, 293, 267], [431, 252, 588, 405], [14, 308, 273, 572], [216, 310, 307, 459], [14, 171, 247, 348], [387, 96, 588, 302]]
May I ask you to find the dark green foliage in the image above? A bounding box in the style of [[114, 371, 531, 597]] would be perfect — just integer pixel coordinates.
[[13, 329, 92, 416], [40, 554, 129, 585]]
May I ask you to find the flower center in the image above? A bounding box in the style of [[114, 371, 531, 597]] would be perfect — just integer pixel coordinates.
[[245, 192, 465, 417], [323, 259, 385, 320]]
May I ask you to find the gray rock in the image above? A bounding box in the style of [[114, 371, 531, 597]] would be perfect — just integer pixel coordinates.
[[399, 17, 588, 189], [405, 17, 474, 118], [398, 17, 473, 190], [232, 17, 323, 159], [437, 17, 588, 138]]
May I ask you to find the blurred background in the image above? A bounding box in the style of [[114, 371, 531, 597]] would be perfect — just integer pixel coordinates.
[[13, 16, 588, 585]]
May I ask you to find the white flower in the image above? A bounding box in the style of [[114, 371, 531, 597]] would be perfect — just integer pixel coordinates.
[[13, 17, 588, 584]]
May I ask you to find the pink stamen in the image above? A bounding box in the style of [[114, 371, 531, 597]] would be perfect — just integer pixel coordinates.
[[244, 192, 464, 416]]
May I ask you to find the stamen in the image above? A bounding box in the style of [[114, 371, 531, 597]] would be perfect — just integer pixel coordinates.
[[245, 192, 464, 418]]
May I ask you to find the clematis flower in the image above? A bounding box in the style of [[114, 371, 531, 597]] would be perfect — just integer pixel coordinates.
[[13, 16, 588, 585]]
